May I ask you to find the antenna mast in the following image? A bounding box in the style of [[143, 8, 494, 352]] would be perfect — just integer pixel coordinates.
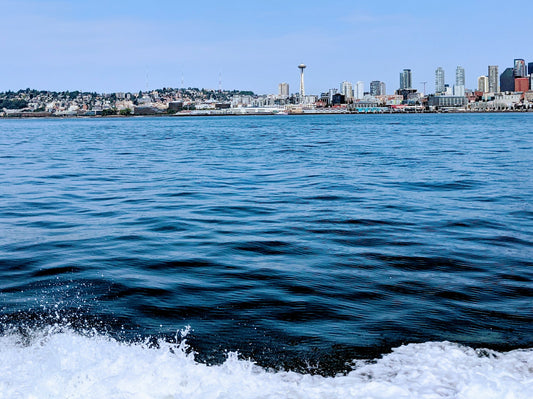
[[145, 68, 149, 92]]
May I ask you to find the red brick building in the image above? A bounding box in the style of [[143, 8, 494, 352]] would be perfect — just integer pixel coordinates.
[[515, 77, 529, 92]]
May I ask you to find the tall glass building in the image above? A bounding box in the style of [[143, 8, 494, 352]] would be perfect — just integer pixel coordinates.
[[514, 59, 526, 77], [400, 69, 412, 90], [340, 81, 353, 100], [456, 66, 465, 86], [370, 81, 385, 96], [488, 65, 499, 92], [500, 68, 515, 92], [454, 66, 465, 96], [355, 81, 365, 99], [435, 67, 445, 94]]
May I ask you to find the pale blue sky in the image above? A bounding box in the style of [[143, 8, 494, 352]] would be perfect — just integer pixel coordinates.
[[1, 0, 531, 94]]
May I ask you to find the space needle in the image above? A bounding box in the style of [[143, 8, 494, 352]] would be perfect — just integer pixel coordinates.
[[298, 64, 306, 101]]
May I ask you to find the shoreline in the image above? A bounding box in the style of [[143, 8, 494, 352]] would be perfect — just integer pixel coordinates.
[[2, 108, 533, 119]]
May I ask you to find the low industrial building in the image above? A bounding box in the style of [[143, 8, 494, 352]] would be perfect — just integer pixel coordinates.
[[427, 95, 468, 109]]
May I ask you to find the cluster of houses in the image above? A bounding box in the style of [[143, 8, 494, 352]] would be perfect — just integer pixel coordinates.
[[2, 86, 533, 118]]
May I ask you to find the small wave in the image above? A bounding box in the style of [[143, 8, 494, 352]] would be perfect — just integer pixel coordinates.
[[0, 328, 531, 399]]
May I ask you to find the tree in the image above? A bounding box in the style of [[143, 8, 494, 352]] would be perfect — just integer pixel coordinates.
[[0, 99, 28, 109], [119, 108, 132, 116], [101, 108, 117, 116]]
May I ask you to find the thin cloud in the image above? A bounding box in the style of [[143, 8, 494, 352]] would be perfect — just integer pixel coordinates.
[[341, 12, 379, 23]]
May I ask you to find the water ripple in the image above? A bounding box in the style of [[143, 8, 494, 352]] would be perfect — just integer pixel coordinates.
[[0, 114, 532, 374]]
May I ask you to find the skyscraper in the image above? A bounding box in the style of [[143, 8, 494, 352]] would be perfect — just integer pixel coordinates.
[[400, 69, 412, 89], [488, 65, 499, 92], [477, 76, 489, 93], [278, 82, 289, 97], [355, 81, 364, 99], [435, 67, 445, 94], [500, 68, 514, 92], [456, 66, 465, 86], [514, 59, 526, 77], [528, 62, 533, 76], [340, 81, 353, 100], [370, 81, 383, 96], [454, 66, 465, 96]]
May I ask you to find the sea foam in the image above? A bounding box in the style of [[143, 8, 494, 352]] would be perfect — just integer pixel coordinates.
[[0, 327, 531, 399]]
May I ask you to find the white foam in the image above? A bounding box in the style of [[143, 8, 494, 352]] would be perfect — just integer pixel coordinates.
[[0, 327, 531, 399]]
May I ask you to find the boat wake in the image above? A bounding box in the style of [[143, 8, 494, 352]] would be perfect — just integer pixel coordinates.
[[0, 326, 531, 398]]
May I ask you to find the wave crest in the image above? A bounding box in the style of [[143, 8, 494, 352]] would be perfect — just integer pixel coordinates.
[[0, 328, 531, 399]]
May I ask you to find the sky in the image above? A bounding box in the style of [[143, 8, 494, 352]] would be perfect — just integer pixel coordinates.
[[1, 0, 532, 95]]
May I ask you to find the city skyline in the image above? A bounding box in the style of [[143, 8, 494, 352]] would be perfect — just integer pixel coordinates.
[[1, 0, 532, 95], [2, 59, 533, 118]]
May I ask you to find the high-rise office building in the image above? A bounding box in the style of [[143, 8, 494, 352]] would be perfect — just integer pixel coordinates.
[[370, 81, 379, 96], [488, 65, 499, 92], [528, 62, 533, 76], [477, 76, 489, 93], [400, 69, 412, 89], [380, 81, 386, 96], [340, 81, 353, 100], [435, 67, 445, 94], [454, 66, 465, 96], [456, 66, 465, 86], [370, 81, 385, 96], [500, 68, 514, 92], [514, 59, 526, 77], [355, 81, 364, 99], [278, 82, 289, 97]]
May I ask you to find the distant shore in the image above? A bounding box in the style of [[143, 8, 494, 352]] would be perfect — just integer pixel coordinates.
[[2, 108, 533, 119]]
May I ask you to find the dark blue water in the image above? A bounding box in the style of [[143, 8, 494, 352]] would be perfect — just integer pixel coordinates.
[[1, 114, 532, 374]]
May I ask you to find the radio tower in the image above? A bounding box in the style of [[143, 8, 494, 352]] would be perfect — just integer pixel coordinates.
[[145, 69, 149, 92], [298, 64, 306, 102]]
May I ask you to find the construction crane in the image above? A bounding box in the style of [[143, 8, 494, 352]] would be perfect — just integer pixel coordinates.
[[420, 82, 427, 96]]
